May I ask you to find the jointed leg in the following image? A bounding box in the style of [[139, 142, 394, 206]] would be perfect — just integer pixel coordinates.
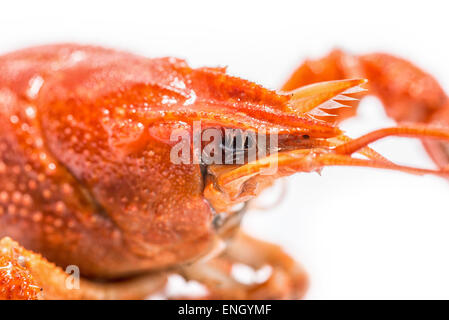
[[283, 50, 449, 168], [180, 230, 308, 299]]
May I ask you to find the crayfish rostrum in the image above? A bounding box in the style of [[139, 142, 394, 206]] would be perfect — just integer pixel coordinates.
[[1, 44, 449, 299]]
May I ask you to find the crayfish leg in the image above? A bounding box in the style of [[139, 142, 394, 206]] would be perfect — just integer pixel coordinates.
[[283, 50, 449, 169], [179, 230, 308, 299]]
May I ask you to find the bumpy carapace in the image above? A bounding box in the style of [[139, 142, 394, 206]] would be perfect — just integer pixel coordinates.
[[1, 44, 449, 299]]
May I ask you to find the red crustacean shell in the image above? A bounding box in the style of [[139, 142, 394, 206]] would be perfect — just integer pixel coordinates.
[[0, 44, 339, 279], [0, 240, 41, 300]]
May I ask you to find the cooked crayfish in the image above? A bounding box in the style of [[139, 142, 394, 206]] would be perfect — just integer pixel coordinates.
[[1, 44, 449, 299]]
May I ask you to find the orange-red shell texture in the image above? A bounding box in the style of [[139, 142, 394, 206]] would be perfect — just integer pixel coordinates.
[[0, 44, 341, 279], [0, 44, 219, 278]]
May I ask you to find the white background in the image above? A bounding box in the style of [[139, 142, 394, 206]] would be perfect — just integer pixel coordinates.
[[2, 0, 449, 299]]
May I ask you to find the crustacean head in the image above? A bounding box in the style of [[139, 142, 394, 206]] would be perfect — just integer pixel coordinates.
[[33, 45, 365, 275], [38, 47, 445, 275], [152, 64, 368, 238]]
